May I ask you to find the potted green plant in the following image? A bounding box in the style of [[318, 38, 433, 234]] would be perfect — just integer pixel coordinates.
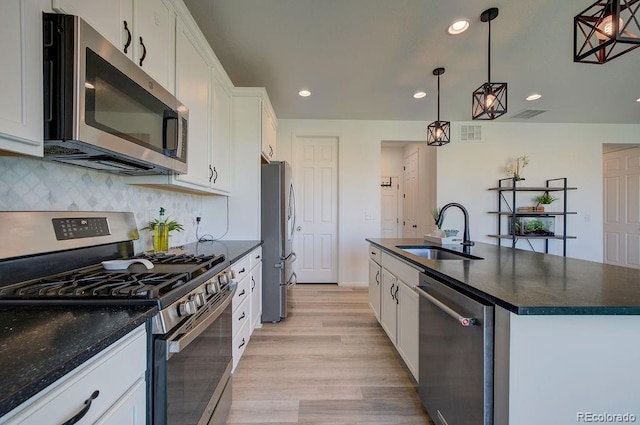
[[141, 208, 183, 252], [534, 193, 558, 208]]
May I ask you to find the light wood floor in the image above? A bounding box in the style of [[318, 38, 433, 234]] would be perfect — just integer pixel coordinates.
[[227, 284, 433, 424]]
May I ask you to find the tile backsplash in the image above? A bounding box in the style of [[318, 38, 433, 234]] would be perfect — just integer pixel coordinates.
[[0, 156, 211, 253]]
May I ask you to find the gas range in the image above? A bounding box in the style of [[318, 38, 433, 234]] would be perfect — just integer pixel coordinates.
[[0, 211, 232, 334]]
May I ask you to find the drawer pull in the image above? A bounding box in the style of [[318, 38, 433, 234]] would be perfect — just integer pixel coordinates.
[[239, 267, 246, 273], [239, 289, 246, 297], [238, 338, 246, 349], [62, 390, 99, 425], [239, 312, 246, 320]]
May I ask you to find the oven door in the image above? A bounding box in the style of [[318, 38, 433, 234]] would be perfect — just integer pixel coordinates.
[[153, 290, 233, 425]]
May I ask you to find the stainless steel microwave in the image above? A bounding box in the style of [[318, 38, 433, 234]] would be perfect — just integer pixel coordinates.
[[43, 13, 188, 175]]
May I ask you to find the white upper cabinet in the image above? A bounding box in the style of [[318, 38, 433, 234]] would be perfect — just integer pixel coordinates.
[[261, 103, 277, 161], [51, 0, 133, 55], [52, 0, 175, 93], [0, 0, 46, 156], [127, 10, 233, 196], [174, 18, 212, 189], [210, 70, 232, 193], [133, 0, 175, 91]]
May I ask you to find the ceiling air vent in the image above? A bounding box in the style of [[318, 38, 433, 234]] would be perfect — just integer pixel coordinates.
[[510, 109, 548, 119], [460, 125, 482, 142]]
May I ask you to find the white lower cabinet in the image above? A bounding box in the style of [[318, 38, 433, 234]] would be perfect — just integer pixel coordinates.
[[372, 250, 420, 381], [231, 246, 262, 371], [2, 325, 146, 425], [249, 247, 263, 331], [368, 257, 382, 320]]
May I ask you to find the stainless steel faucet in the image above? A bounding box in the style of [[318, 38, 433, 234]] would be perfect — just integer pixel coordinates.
[[435, 203, 475, 246]]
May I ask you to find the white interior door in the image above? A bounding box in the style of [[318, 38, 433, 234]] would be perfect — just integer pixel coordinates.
[[292, 135, 339, 283], [403, 150, 418, 238], [604, 147, 640, 268], [381, 177, 399, 238]]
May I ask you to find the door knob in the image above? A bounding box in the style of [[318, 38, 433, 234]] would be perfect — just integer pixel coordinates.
[[296, 226, 302, 231]]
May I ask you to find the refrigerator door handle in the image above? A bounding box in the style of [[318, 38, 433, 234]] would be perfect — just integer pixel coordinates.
[[280, 272, 297, 287], [288, 182, 297, 242]]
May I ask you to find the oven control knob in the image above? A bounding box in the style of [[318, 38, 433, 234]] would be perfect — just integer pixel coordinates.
[[192, 292, 206, 307], [205, 280, 219, 295], [178, 300, 197, 316], [218, 274, 228, 285], [228, 270, 236, 280]]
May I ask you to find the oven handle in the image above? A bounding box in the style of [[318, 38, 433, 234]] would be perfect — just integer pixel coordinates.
[[167, 286, 235, 357]]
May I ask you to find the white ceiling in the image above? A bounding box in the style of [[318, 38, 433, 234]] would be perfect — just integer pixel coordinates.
[[183, 0, 640, 124]]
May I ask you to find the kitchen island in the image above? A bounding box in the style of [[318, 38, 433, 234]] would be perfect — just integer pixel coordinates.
[[367, 238, 640, 425]]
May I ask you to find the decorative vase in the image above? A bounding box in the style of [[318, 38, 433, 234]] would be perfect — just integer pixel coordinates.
[[153, 224, 169, 253]]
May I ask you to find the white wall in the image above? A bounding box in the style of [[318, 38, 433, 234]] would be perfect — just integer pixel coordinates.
[[278, 119, 640, 285]]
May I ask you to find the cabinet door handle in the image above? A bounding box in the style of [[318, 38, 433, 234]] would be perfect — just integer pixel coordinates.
[[213, 166, 218, 183], [251, 276, 256, 291], [390, 283, 395, 300], [412, 224, 417, 228], [238, 338, 246, 349], [61, 390, 99, 425], [375, 270, 380, 285], [269, 145, 273, 157], [138, 36, 147, 66], [123, 21, 132, 53], [395, 285, 399, 305], [209, 165, 214, 182]]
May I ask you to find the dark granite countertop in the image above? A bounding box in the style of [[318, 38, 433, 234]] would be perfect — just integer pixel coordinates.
[[172, 240, 262, 265], [0, 239, 261, 417], [367, 238, 640, 315], [0, 305, 157, 417]]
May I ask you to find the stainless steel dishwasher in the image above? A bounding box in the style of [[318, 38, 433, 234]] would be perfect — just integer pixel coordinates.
[[417, 273, 494, 425]]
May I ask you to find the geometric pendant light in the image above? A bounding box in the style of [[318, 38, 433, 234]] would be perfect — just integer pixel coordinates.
[[472, 7, 508, 120], [574, 0, 640, 64], [427, 68, 450, 146]]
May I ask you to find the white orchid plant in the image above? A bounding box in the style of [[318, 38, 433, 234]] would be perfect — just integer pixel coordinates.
[[506, 155, 530, 181]]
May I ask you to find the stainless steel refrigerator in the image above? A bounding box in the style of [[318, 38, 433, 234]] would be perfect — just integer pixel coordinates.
[[261, 161, 297, 322]]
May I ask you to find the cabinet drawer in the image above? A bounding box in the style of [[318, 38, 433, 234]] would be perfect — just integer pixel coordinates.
[[232, 318, 251, 371], [369, 245, 381, 264], [382, 252, 420, 287], [249, 247, 262, 270], [232, 273, 250, 312], [232, 296, 250, 339], [231, 255, 250, 283], [4, 326, 146, 425]]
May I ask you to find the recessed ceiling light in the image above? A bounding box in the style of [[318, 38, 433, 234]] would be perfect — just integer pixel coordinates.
[[413, 91, 427, 99], [637, 97, 640, 102], [448, 19, 470, 35], [526, 93, 542, 101], [298, 90, 311, 97]]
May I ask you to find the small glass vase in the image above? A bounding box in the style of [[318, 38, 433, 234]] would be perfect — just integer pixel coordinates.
[[153, 224, 169, 253]]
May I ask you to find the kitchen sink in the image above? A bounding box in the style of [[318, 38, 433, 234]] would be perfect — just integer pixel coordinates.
[[395, 245, 483, 260]]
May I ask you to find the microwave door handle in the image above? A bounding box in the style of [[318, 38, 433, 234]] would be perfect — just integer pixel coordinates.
[[162, 110, 179, 156]]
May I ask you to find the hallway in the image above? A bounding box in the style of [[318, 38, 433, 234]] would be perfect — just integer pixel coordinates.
[[228, 284, 432, 424]]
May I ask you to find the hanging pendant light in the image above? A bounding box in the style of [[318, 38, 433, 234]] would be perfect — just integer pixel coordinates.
[[574, 0, 640, 64], [427, 68, 450, 146], [472, 7, 507, 120]]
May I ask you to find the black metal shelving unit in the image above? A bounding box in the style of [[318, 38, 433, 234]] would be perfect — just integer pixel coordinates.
[[488, 177, 577, 256]]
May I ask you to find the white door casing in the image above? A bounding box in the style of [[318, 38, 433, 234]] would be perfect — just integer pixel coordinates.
[[292, 135, 339, 283], [381, 176, 400, 238], [403, 150, 418, 238], [604, 147, 640, 268]]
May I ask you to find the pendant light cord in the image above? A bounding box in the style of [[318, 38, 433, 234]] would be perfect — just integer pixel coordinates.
[[487, 17, 492, 83], [436, 73, 441, 122]]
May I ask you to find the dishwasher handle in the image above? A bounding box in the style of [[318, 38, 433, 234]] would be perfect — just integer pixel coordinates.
[[415, 285, 477, 327]]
